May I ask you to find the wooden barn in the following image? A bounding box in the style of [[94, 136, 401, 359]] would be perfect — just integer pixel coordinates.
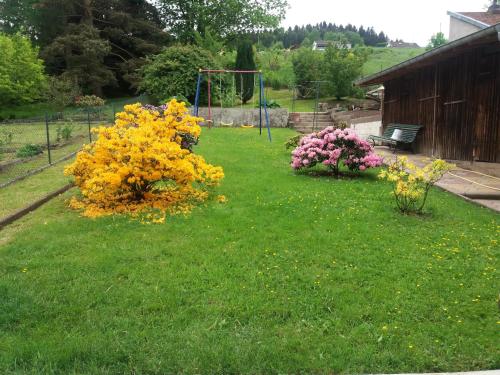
[[357, 24, 500, 163]]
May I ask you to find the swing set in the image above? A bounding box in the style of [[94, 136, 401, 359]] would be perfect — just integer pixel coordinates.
[[193, 69, 272, 142]]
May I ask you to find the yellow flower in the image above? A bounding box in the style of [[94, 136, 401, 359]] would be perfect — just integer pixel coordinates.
[[65, 99, 224, 219], [217, 195, 227, 203]]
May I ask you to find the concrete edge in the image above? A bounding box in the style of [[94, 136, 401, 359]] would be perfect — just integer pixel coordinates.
[[0, 183, 74, 230]]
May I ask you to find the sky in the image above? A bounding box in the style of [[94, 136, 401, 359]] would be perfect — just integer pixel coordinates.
[[281, 0, 489, 46]]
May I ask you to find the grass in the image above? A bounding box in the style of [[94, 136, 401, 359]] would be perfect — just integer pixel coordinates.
[[0, 122, 90, 185], [1, 129, 499, 374], [236, 88, 333, 112], [362, 47, 426, 76], [0, 161, 73, 217]]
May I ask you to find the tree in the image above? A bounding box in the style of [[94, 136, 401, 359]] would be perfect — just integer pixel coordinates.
[[157, 0, 288, 42], [3, 0, 171, 96], [235, 40, 256, 104], [323, 46, 367, 100], [41, 24, 115, 96], [291, 48, 323, 98], [45, 75, 81, 111], [426, 32, 447, 51], [0, 33, 46, 106], [139, 45, 218, 104]]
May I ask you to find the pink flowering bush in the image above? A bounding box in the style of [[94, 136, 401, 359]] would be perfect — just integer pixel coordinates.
[[291, 126, 383, 176]]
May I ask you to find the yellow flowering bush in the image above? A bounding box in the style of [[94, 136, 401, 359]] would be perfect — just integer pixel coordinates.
[[378, 156, 454, 214], [65, 99, 224, 218]]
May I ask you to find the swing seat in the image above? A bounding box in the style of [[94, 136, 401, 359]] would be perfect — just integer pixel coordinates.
[[240, 124, 254, 128], [220, 121, 234, 127]]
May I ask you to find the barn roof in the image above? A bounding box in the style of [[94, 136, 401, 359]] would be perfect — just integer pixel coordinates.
[[356, 24, 500, 86]]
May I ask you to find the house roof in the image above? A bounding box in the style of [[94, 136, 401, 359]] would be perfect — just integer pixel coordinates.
[[448, 10, 500, 28], [356, 24, 500, 86]]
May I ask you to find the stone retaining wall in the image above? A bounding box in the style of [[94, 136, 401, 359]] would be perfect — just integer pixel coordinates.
[[195, 108, 289, 128]]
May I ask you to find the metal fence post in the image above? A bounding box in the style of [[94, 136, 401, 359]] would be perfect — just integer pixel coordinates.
[[87, 109, 92, 142], [45, 113, 52, 164]]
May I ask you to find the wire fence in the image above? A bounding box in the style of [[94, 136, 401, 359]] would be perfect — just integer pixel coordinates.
[[0, 95, 153, 189], [0, 107, 112, 188]]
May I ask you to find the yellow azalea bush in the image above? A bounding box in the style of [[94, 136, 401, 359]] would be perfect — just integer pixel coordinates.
[[378, 156, 454, 214], [65, 99, 224, 218]]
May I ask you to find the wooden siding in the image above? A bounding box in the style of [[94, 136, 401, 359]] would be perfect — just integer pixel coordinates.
[[382, 44, 500, 162]]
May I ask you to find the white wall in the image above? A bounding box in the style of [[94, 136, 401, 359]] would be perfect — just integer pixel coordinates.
[[449, 17, 482, 41]]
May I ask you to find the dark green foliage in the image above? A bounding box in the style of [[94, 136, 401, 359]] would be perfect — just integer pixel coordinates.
[[140, 45, 218, 104], [16, 143, 43, 158], [41, 24, 116, 96], [249, 23, 388, 49], [256, 99, 281, 109], [235, 40, 256, 104], [3, 0, 171, 97]]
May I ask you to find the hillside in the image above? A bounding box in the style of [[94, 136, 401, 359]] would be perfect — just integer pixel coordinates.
[[362, 47, 426, 77]]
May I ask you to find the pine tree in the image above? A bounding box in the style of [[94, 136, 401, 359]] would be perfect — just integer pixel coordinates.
[[235, 40, 256, 104]]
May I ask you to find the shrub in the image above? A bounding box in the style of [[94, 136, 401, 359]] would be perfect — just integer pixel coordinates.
[[139, 45, 218, 104], [56, 123, 74, 142], [255, 99, 281, 109], [285, 134, 302, 150], [61, 124, 73, 141], [65, 99, 224, 218], [291, 126, 383, 176], [75, 95, 105, 107], [378, 157, 454, 214], [16, 144, 43, 158]]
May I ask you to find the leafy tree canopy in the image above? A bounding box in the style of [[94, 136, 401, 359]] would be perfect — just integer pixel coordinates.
[[426, 32, 447, 51], [158, 0, 288, 42], [0, 33, 47, 106], [292, 45, 368, 100], [139, 45, 219, 104], [1, 0, 171, 96]]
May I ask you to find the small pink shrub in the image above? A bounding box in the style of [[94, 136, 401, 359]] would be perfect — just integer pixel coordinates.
[[291, 126, 383, 176]]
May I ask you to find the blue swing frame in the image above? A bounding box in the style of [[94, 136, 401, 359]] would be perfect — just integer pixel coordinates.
[[193, 69, 272, 142]]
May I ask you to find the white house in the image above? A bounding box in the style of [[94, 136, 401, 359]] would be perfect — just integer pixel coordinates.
[[447, 1, 500, 41], [312, 40, 352, 51]]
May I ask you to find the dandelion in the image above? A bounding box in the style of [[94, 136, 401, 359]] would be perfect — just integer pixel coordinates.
[[217, 195, 227, 203]]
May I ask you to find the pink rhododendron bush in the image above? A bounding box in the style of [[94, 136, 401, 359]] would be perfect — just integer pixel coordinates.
[[291, 126, 383, 176]]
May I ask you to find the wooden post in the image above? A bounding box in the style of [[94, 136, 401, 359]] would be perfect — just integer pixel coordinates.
[[432, 63, 439, 157]]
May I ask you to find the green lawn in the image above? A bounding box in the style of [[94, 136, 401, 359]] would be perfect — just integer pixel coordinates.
[[362, 47, 426, 77], [0, 161, 73, 217], [0, 122, 90, 185], [0, 129, 498, 374], [238, 89, 332, 112]]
